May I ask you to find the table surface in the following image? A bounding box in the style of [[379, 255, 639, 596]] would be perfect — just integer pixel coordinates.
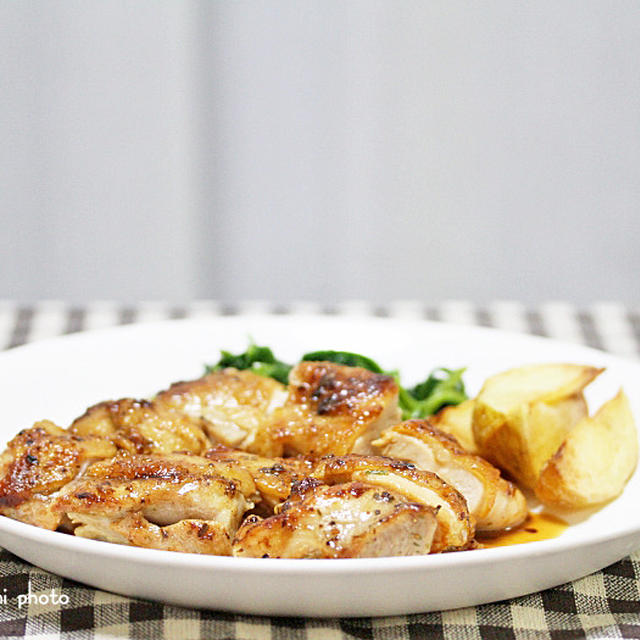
[[0, 300, 639, 640]]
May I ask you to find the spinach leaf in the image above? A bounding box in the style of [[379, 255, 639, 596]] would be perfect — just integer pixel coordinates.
[[401, 367, 467, 418], [205, 343, 292, 385]]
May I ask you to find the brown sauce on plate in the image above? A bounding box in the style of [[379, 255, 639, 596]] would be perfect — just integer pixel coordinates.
[[477, 512, 568, 549]]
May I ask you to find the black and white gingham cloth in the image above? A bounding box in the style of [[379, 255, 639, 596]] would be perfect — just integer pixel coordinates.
[[1, 300, 640, 640]]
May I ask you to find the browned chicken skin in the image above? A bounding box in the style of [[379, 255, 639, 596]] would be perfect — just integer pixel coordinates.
[[70, 398, 210, 455], [53, 453, 259, 554], [312, 454, 474, 552], [204, 445, 314, 514], [266, 361, 401, 457], [155, 369, 288, 455], [0, 421, 116, 529], [233, 478, 438, 558], [155, 363, 401, 459], [373, 420, 528, 533]]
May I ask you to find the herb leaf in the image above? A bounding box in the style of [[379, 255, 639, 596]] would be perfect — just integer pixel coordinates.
[[205, 343, 292, 385], [400, 367, 467, 418]]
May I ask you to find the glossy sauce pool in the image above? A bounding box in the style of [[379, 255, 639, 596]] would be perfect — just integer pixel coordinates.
[[477, 512, 569, 548]]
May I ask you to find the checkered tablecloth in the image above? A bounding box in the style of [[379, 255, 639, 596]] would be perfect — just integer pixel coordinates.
[[1, 300, 640, 640]]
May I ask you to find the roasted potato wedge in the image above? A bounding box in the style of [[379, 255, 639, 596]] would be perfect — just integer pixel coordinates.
[[472, 364, 602, 488], [431, 399, 478, 454], [534, 390, 638, 509]]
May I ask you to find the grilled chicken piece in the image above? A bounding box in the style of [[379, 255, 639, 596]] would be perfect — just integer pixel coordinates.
[[204, 445, 315, 513], [70, 398, 210, 455], [54, 453, 258, 554], [155, 369, 288, 456], [0, 421, 116, 529], [155, 362, 400, 459], [373, 420, 527, 533], [312, 454, 474, 552], [233, 478, 438, 558], [266, 361, 401, 457]]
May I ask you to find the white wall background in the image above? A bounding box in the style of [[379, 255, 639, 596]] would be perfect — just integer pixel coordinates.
[[2, 2, 639, 304]]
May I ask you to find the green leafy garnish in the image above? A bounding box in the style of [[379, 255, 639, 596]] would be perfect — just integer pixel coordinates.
[[400, 367, 467, 418], [205, 343, 292, 385], [205, 343, 467, 418]]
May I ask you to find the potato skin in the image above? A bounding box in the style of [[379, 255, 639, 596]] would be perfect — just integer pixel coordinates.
[[534, 390, 638, 509], [472, 364, 601, 490]]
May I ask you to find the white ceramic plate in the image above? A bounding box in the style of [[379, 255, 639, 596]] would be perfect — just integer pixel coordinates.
[[0, 314, 639, 617]]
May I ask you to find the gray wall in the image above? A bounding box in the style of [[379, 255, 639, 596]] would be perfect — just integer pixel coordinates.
[[2, 2, 639, 304]]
